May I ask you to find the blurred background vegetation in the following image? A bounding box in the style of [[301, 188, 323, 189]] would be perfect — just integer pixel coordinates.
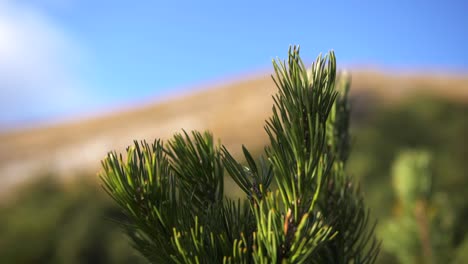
[[1, 92, 467, 263], [347, 95, 468, 263]]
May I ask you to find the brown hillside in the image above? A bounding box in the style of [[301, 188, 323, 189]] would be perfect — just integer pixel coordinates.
[[0, 71, 467, 195]]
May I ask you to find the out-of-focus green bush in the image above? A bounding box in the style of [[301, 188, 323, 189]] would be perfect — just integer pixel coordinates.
[[348, 95, 468, 263], [380, 150, 455, 264], [0, 175, 147, 264]]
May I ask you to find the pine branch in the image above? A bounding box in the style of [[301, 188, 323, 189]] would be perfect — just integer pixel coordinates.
[[317, 74, 380, 264], [100, 139, 180, 262], [166, 130, 225, 214], [99, 45, 380, 263]]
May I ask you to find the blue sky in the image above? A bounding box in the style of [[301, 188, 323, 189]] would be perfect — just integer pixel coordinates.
[[0, 0, 467, 130]]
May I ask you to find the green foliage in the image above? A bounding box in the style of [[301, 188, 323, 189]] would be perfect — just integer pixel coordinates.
[[100, 46, 379, 263], [0, 175, 146, 264], [392, 151, 432, 208]]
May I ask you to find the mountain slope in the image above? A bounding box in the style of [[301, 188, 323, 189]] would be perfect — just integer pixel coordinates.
[[0, 71, 467, 195]]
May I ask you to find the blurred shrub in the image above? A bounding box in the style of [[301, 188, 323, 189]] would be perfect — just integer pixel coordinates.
[[380, 150, 455, 264]]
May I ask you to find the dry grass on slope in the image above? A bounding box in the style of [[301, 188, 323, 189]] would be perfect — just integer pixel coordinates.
[[0, 71, 467, 195]]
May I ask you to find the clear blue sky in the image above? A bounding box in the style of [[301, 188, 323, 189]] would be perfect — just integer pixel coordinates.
[[0, 0, 467, 130]]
